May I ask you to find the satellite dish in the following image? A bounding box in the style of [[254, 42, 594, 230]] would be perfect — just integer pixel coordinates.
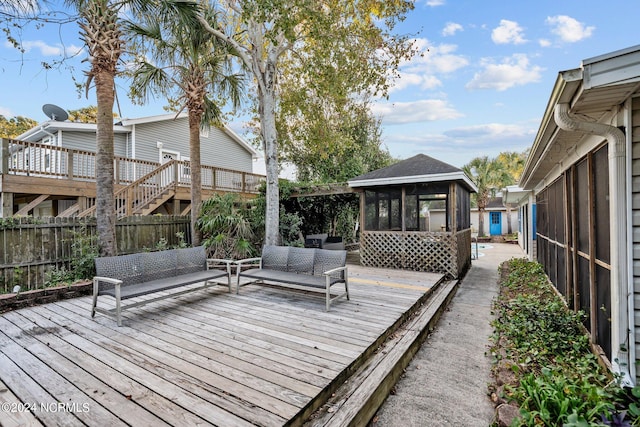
[[42, 104, 69, 121]]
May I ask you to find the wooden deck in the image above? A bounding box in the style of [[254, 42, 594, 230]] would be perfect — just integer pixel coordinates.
[[0, 265, 444, 427]]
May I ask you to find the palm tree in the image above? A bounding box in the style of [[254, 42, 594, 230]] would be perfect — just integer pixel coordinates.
[[127, 8, 244, 246], [74, 0, 123, 256], [495, 151, 527, 233], [67, 0, 200, 255], [463, 156, 512, 237]]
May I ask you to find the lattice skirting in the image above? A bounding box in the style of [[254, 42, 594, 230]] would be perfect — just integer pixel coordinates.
[[360, 230, 471, 278]]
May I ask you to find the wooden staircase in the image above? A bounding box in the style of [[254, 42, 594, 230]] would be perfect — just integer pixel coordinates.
[[77, 160, 179, 218], [14, 194, 49, 216]]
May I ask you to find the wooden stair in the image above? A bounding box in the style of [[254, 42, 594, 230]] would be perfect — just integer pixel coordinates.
[[132, 188, 176, 216], [14, 194, 49, 216], [302, 278, 459, 427], [77, 160, 179, 218], [57, 203, 80, 218]]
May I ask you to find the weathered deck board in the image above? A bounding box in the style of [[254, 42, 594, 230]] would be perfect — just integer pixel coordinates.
[[0, 265, 443, 426], [0, 371, 44, 427]]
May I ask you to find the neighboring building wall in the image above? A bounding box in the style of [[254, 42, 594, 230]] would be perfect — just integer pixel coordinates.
[[470, 209, 518, 236], [517, 196, 537, 261], [133, 118, 253, 172], [632, 96, 640, 370], [59, 131, 128, 157]]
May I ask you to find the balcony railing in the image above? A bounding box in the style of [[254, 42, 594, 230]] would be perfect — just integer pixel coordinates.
[[1, 139, 264, 194]]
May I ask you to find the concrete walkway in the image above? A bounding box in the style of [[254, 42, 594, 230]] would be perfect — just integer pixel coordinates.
[[371, 243, 524, 427]]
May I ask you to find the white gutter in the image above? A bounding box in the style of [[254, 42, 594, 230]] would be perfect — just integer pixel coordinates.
[[40, 125, 56, 144], [554, 103, 632, 386]]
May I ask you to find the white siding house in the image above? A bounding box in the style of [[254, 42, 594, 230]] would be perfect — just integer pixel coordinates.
[[17, 112, 257, 173], [4, 113, 261, 217], [513, 45, 640, 384]]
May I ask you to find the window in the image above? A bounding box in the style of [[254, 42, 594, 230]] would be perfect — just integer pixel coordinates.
[[405, 183, 448, 232], [365, 189, 402, 231], [364, 183, 452, 232]]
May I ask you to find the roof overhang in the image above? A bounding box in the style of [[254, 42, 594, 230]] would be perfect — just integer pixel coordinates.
[[16, 121, 130, 142], [348, 171, 478, 193], [520, 44, 640, 190], [503, 185, 530, 205]]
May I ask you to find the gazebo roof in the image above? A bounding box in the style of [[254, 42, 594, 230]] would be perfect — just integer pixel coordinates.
[[348, 154, 477, 192]]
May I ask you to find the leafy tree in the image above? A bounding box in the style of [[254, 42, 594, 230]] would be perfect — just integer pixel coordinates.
[[279, 94, 394, 183], [0, 116, 38, 138], [495, 150, 527, 183], [195, 0, 416, 246], [463, 156, 513, 237], [67, 105, 118, 123], [127, 6, 244, 246]]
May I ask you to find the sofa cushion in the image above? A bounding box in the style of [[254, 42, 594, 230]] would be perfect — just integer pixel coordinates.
[[175, 246, 207, 275], [95, 253, 145, 287], [287, 247, 315, 274], [142, 249, 178, 282], [313, 249, 347, 280], [261, 245, 290, 271]]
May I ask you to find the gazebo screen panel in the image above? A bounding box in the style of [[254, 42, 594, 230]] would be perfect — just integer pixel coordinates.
[[405, 184, 449, 232], [364, 189, 402, 231], [455, 184, 471, 231]]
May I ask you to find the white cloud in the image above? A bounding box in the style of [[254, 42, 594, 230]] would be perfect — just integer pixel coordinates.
[[491, 20, 527, 45], [443, 123, 535, 140], [406, 39, 469, 74], [442, 22, 463, 37], [390, 39, 468, 93], [16, 40, 84, 57], [546, 15, 594, 43], [538, 39, 551, 48], [372, 100, 463, 125], [466, 54, 543, 91], [426, 0, 445, 6], [390, 73, 442, 92]]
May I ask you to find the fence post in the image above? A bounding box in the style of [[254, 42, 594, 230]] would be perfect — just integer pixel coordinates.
[[0, 139, 14, 217], [67, 149, 74, 179], [114, 158, 120, 185], [1, 138, 8, 174]]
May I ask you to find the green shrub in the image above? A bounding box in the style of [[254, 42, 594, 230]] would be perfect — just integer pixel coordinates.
[[491, 258, 633, 426]]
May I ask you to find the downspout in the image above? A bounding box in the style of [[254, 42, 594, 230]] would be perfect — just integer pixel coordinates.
[[40, 125, 56, 142], [554, 103, 632, 385]]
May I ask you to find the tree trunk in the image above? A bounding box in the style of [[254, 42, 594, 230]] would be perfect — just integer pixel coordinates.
[[478, 206, 486, 237], [189, 112, 202, 247], [506, 205, 513, 234], [95, 69, 117, 256], [259, 64, 280, 246]]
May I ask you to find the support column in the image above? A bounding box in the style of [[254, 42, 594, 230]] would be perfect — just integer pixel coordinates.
[[0, 192, 13, 218]]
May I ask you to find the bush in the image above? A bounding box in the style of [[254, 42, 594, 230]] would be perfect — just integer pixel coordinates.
[[490, 258, 635, 426]]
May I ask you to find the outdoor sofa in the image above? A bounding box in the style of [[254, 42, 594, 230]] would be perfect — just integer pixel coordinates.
[[91, 246, 233, 326], [235, 245, 350, 311]]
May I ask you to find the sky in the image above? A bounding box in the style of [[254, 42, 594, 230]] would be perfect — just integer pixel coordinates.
[[1, 0, 639, 172]]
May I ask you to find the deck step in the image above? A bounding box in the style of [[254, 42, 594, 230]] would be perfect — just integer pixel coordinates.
[[304, 279, 459, 427]]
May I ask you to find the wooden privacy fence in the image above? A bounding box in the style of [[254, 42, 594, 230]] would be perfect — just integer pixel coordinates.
[[0, 216, 191, 292]]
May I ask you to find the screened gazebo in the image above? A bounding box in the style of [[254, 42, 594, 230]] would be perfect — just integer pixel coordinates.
[[348, 154, 477, 278]]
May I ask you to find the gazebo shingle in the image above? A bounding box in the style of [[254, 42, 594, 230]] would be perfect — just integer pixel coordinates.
[[348, 154, 477, 193], [350, 154, 461, 182]]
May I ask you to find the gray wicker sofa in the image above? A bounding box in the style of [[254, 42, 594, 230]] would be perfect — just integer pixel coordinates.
[[91, 246, 232, 326], [235, 245, 349, 311]]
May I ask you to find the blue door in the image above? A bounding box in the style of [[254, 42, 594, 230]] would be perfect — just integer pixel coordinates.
[[490, 212, 502, 235]]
